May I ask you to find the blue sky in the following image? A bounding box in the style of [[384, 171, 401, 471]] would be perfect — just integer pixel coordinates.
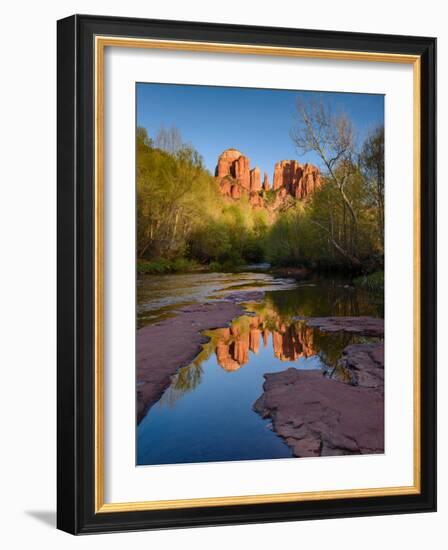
[[136, 83, 384, 179]]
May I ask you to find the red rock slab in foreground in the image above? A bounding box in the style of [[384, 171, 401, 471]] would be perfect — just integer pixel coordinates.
[[339, 342, 385, 391], [253, 342, 384, 457], [305, 316, 384, 337], [136, 292, 264, 423]]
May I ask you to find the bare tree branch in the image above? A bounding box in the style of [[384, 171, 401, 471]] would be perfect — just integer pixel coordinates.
[[291, 96, 360, 260]]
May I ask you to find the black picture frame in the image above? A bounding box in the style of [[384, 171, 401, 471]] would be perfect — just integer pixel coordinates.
[[57, 14, 436, 534]]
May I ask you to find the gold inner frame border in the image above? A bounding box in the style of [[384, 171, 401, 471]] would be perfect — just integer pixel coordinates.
[[94, 36, 421, 513]]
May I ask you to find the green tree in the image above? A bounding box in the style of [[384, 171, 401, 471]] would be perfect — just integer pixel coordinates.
[[359, 126, 385, 249], [137, 126, 218, 259]]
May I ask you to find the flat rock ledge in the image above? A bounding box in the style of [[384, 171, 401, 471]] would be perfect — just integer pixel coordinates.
[[305, 316, 384, 337], [339, 342, 384, 391], [137, 291, 264, 423], [253, 339, 384, 457]]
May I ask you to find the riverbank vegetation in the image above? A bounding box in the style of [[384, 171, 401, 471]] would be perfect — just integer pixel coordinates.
[[353, 271, 384, 294], [137, 98, 384, 277]]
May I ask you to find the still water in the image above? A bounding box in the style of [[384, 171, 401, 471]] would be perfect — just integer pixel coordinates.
[[137, 272, 382, 466], [136, 270, 298, 327]]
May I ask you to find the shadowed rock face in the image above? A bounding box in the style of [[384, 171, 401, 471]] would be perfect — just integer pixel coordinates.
[[253, 317, 384, 457]]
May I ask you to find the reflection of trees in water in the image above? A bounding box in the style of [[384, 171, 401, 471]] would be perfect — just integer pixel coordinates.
[[313, 330, 354, 368], [159, 363, 204, 407], [264, 281, 382, 319], [316, 332, 381, 384], [324, 363, 356, 384]]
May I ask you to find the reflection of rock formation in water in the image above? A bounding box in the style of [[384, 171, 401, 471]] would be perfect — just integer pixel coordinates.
[[214, 320, 257, 371], [263, 329, 269, 347], [272, 323, 315, 361], [250, 328, 261, 354], [216, 329, 249, 371], [213, 314, 317, 371]]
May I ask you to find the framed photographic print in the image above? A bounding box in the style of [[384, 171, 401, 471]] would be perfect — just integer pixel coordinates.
[[57, 14, 436, 534]]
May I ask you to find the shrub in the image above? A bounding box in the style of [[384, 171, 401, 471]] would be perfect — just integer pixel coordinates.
[[208, 261, 223, 272], [171, 257, 196, 272], [353, 271, 384, 293], [137, 258, 198, 275]]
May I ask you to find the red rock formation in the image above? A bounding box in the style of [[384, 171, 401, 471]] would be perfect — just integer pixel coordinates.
[[216, 148, 253, 202], [250, 167, 261, 192], [216, 150, 322, 208], [263, 172, 270, 191], [219, 177, 232, 197], [273, 160, 322, 199], [216, 148, 242, 179], [249, 192, 264, 208], [235, 156, 250, 190], [230, 184, 242, 199], [216, 149, 250, 191]]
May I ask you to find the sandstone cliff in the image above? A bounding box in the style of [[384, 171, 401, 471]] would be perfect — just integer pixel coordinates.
[[215, 148, 322, 209], [273, 160, 322, 199]]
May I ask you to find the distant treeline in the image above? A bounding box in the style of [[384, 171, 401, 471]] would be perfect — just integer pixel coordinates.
[[137, 100, 384, 274]]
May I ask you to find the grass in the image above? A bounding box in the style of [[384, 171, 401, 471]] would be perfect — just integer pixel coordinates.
[[137, 257, 244, 275], [208, 260, 243, 272], [137, 258, 199, 275], [353, 271, 384, 293]]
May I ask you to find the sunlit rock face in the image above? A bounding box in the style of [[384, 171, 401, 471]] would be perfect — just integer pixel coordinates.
[[273, 160, 322, 199], [263, 172, 270, 191], [216, 148, 244, 178], [215, 150, 322, 209], [216, 148, 251, 192], [250, 167, 261, 192], [248, 191, 264, 207], [216, 149, 265, 208]]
